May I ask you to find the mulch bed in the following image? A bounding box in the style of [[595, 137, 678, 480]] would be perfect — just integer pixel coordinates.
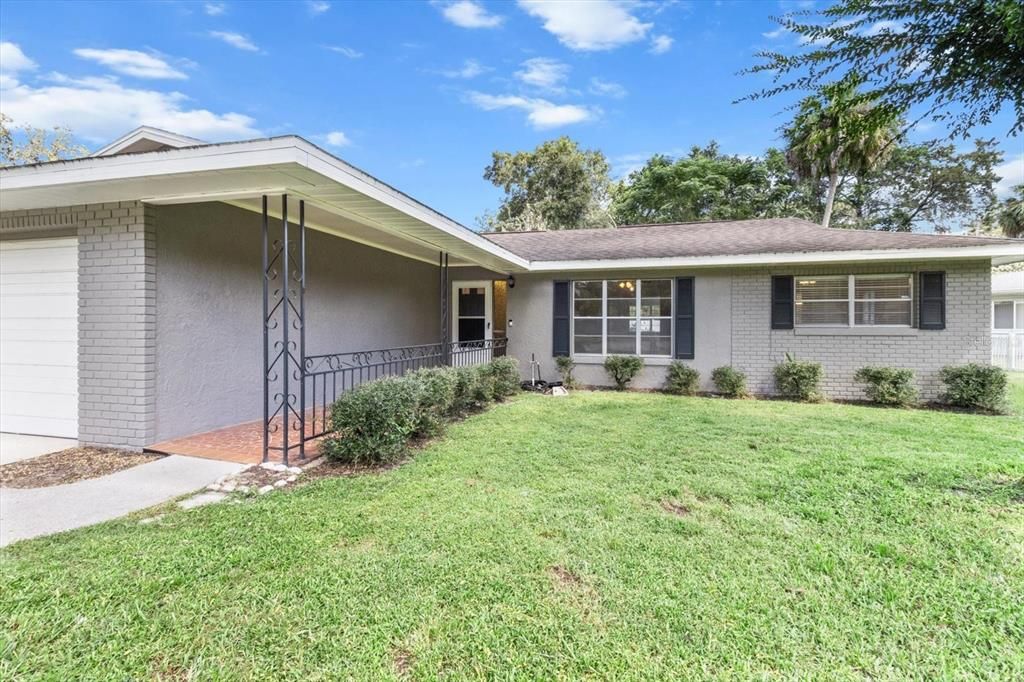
[[0, 447, 163, 488]]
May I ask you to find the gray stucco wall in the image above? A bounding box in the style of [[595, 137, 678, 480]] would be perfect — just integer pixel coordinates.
[[506, 261, 992, 400], [153, 202, 442, 442]]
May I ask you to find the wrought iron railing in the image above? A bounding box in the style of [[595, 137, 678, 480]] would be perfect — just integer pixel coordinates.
[[303, 338, 508, 441]]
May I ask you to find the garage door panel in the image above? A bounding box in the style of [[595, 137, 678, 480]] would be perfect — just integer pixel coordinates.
[[0, 294, 78, 319], [0, 413, 76, 439], [0, 340, 77, 366], [0, 237, 78, 437], [0, 371, 77, 395]]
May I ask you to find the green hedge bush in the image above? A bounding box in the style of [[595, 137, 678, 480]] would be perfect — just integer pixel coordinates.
[[323, 359, 519, 464], [854, 366, 917, 407], [409, 367, 457, 436], [554, 356, 579, 389], [939, 363, 1008, 413], [604, 355, 644, 390], [711, 366, 747, 398], [665, 362, 700, 396], [483, 356, 521, 399], [321, 376, 419, 465], [451, 366, 480, 414], [773, 354, 824, 402]]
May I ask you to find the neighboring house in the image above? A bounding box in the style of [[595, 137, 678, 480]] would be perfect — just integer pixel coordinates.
[[1, 127, 1022, 458], [991, 270, 1024, 370]]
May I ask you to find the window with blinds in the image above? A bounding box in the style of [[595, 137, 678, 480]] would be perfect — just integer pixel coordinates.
[[795, 274, 912, 327]]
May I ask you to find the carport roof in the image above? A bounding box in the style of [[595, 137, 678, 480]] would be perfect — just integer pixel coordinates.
[[0, 131, 530, 273]]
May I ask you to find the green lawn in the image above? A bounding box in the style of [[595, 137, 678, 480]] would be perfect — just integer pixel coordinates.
[[3, 393, 1023, 680], [1010, 372, 1024, 416]]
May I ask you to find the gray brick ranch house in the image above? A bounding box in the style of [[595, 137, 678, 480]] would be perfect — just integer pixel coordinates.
[[1, 127, 1022, 460]]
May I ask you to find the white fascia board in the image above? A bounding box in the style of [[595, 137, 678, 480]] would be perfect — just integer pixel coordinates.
[[528, 244, 1024, 272]]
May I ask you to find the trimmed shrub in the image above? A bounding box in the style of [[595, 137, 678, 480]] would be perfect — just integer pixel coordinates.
[[321, 376, 419, 464], [409, 367, 457, 436], [554, 355, 579, 389], [939, 363, 1008, 412], [854, 366, 917, 407], [604, 355, 644, 390], [665, 362, 700, 396], [711, 366, 747, 398], [484, 356, 521, 399], [473, 364, 497, 405], [451, 366, 480, 414], [773, 354, 824, 402]]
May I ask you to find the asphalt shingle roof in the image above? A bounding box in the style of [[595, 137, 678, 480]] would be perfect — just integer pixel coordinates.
[[483, 218, 1023, 262]]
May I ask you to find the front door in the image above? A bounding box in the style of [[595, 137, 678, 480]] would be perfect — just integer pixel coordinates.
[[452, 281, 492, 344]]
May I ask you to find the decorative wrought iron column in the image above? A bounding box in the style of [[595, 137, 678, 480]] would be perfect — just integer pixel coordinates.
[[439, 251, 449, 366], [262, 194, 306, 464]]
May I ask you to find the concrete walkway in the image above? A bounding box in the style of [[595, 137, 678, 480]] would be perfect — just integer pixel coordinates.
[[0, 433, 77, 465], [0, 455, 246, 546]]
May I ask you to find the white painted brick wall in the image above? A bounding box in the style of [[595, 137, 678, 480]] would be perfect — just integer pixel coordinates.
[[730, 260, 992, 400], [1, 202, 156, 449]]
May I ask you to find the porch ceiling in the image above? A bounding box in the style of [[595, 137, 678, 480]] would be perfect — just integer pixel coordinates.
[[0, 137, 528, 272]]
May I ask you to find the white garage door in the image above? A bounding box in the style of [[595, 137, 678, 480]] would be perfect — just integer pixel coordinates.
[[0, 237, 78, 437]]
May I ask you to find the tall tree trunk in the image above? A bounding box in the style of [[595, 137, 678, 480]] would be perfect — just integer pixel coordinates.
[[821, 166, 840, 229]]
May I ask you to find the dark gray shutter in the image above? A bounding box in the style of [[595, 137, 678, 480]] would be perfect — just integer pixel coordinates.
[[771, 275, 794, 329], [674, 277, 695, 359], [553, 280, 570, 357], [919, 271, 946, 330]]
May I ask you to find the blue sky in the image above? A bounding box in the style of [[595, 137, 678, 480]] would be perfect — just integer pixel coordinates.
[[1, 0, 1020, 228]]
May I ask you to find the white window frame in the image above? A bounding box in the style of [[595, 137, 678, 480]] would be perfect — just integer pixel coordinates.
[[795, 274, 913, 328], [992, 299, 1024, 331], [571, 278, 674, 358]]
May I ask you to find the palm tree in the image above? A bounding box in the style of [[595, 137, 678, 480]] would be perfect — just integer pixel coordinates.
[[783, 78, 900, 229], [995, 186, 1024, 238]]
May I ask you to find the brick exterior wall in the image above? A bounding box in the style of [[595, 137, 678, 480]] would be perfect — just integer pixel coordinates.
[[1, 203, 156, 449], [730, 260, 992, 400]]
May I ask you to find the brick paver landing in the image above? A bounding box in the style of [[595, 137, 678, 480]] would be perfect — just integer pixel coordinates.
[[147, 416, 323, 465]]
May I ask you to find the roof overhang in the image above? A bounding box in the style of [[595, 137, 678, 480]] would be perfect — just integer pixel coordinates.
[[527, 244, 1024, 273], [0, 136, 530, 272]]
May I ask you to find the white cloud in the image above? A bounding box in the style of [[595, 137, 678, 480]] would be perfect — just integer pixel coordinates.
[[323, 45, 363, 58], [441, 59, 488, 79], [589, 77, 626, 98], [514, 57, 569, 92], [864, 20, 905, 36], [209, 31, 259, 52], [995, 154, 1024, 199], [762, 26, 788, 39], [203, 2, 226, 15], [518, 0, 651, 51], [649, 34, 673, 54], [400, 158, 426, 169], [73, 48, 188, 80], [307, 1, 331, 14], [0, 42, 37, 74], [1, 72, 259, 142], [436, 1, 504, 29], [325, 131, 350, 147], [467, 92, 595, 129]]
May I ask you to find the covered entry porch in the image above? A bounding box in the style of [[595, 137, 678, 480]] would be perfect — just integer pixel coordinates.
[[146, 189, 519, 465]]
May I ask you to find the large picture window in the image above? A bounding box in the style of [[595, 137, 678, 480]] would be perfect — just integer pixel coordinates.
[[572, 279, 672, 356], [795, 274, 912, 327]]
